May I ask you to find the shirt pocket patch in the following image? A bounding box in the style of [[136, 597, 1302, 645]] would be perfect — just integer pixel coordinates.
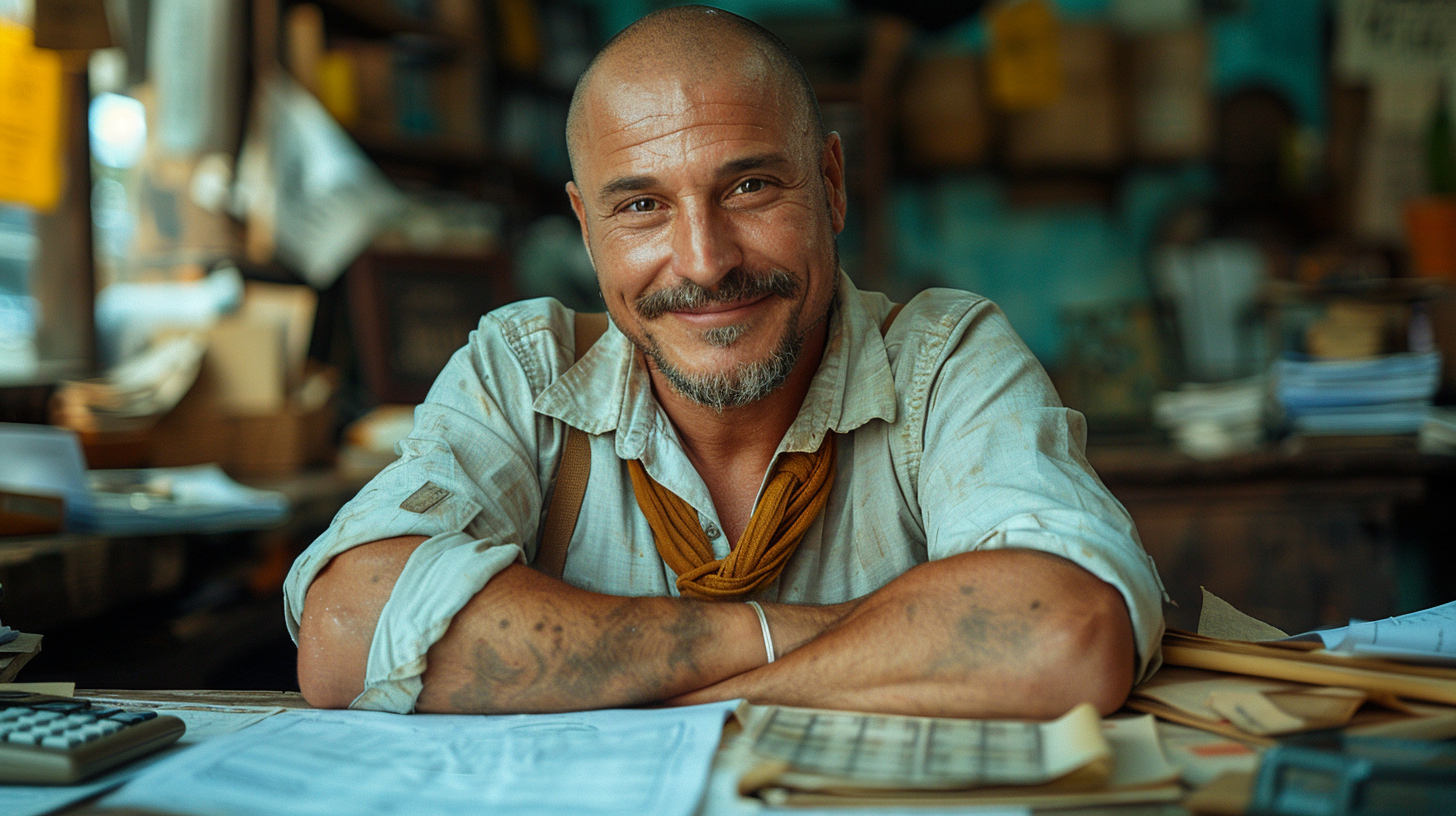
[[400, 481, 451, 513]]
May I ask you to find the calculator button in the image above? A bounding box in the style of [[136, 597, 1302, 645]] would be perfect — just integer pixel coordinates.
[[41, 733, 82, 749], [109, 711, 156, 724], [33, 701, 89, 713], [5, 730, 41, 744]]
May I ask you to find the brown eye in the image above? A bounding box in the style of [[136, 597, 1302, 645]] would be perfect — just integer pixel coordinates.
[[735, 178, 765, 194]]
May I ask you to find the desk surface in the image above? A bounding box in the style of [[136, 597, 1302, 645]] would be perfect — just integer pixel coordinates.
[[47, 690, 1191, 816]]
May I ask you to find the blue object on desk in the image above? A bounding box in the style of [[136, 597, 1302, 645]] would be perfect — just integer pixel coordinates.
[[0, 422, 288, 536], [0, 423, 98, 532], [1251, 733, 1456, 816]]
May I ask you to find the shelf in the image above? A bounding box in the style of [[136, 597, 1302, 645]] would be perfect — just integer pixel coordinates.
[[313, 0, 466, 46], [355, 134, 492, 170], [1262, 278, 1456, 304], [1087, 441, 1456, 487]]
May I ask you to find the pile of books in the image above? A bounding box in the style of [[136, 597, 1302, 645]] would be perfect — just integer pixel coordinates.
[[1273, 352, 1441, 437]]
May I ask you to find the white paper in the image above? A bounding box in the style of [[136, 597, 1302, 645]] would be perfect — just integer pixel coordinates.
[[4, 705, 282, 816], [1290, 600, 1456, 666], [165, 707, 284, 744], [263, 75, 403, 289], [104, 702, 737, 816]]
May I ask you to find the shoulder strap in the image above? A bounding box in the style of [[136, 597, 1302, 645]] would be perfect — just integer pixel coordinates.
[[536, 305, 903, 580], [536, 312, 610, 579], [881, 303, 904, 336]]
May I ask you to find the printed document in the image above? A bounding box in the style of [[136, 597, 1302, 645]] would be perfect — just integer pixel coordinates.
[[1289, 600, 1456, 665], [105, 702, 736, 816]]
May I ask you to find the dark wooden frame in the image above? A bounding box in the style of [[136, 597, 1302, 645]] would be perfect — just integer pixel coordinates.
[[347, 250, 513, 404]]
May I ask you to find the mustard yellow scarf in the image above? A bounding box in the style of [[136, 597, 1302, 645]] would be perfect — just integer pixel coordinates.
[[627, 436, 836, 600]]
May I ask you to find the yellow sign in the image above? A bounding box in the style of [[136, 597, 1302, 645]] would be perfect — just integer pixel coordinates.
[[987, 0, 1064, 111], [0, 20, 63, 211]]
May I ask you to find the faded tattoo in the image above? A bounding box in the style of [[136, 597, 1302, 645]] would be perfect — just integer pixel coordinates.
[[923, 585, 1039, 678], [449, 641, 530, 712], [661, 601, 713, 674]]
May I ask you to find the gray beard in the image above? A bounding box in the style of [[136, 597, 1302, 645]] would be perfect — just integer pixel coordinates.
[[626, 249, 838, 411], [646, 321, 805, 412], [629, 267, 805, 412]]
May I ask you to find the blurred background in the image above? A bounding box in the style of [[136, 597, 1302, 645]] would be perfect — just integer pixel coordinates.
[[2, 0, 1456, 691]]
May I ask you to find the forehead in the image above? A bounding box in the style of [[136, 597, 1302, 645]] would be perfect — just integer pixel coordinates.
[[577, 57, 806, 184]]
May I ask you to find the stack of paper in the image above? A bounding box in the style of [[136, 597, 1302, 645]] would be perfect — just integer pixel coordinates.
[[1284, 600, 1456, 666], [52, 334, 208, 433], [87, 464, 288, 536], [732, 702, 1182, 809], [1130, 664, 1456, 745], [1273, 352, 1441, 435], [1133, 594, 1456, 749], [1419, 407, 1456, 453], [1152, 378, 1266, 459]]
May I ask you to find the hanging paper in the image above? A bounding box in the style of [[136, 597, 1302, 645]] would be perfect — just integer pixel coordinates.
[[987, 0, 1064, 111], [0, 21, 63, 211]]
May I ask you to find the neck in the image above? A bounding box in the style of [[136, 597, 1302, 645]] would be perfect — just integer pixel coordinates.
[[649, 320, 829, 469]]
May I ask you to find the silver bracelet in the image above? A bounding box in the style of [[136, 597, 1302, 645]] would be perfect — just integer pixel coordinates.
[[745, 600, 775, 664]]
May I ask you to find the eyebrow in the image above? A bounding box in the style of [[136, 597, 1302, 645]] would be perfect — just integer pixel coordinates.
[[597, 175, 658, 203], [719, 153, 791, 176], [595, 153, 794, 205]]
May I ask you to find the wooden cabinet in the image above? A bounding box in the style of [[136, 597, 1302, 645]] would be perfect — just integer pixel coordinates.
[[1090, 444, 1451, 634]]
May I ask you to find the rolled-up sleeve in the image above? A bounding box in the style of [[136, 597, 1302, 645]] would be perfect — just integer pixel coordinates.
[[283, 307, 563, 712], [916, 299, 1168, 682]]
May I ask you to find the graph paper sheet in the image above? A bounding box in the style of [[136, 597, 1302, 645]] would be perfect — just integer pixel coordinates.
[[734, 701, 1110, 794]]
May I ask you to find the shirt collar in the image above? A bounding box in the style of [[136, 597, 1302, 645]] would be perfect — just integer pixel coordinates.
[[533, 272, 897, 458]]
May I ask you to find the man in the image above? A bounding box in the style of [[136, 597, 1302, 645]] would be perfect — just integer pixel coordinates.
[[288, 6, 1166, 717]]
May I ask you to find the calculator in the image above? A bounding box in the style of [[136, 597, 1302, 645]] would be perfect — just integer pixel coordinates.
[[0, 692, 185, 784]]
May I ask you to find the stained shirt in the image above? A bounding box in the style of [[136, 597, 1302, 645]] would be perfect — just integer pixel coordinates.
[[283, 273, 1168, 713]]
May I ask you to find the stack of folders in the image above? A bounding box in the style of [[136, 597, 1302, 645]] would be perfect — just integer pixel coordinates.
[[1133, 593, 1456, 750], [731, 702, 1185, 809], [1273, 351, 1441, 437]]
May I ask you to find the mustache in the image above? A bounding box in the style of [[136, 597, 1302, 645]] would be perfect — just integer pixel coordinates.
[[634, 269, 800, 320]]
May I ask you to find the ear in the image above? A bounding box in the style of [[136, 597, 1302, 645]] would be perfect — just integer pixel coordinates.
[[820, 132, 847, 234], [565, 181, 595, 267]]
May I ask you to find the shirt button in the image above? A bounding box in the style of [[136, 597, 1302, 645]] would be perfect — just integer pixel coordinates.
[[702, 521, 722, 539]]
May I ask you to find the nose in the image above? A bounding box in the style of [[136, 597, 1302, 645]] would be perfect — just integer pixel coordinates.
[[670, 198, 742, 289]]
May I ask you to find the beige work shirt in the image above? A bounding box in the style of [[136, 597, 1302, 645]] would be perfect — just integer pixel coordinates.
[[284, 273, 1168, 712]]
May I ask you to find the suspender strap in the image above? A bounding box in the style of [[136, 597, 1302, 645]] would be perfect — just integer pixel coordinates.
[[537, 425, 590, 579], [535, 303, 904, 580], [535, 312, 609, 580], [880, 303, 904, 336]]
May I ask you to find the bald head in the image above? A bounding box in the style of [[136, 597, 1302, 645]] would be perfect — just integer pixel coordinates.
[[566, 6, 824, 182]]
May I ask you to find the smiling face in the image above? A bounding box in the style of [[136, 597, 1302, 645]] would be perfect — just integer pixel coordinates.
[[566, 38, 847, 411]]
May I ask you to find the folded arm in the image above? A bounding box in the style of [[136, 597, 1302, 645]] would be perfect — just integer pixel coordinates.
[[671, 548, 1135, 718], [297, 535, 841, 712], [297, 538, 1133, 717]]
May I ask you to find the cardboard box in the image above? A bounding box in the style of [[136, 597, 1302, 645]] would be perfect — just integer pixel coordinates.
[[151, 363, 337, 477], [1129, 31, 1211, 161], [899, 54, 990, 168], [1004, 24, 1126, 170]]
